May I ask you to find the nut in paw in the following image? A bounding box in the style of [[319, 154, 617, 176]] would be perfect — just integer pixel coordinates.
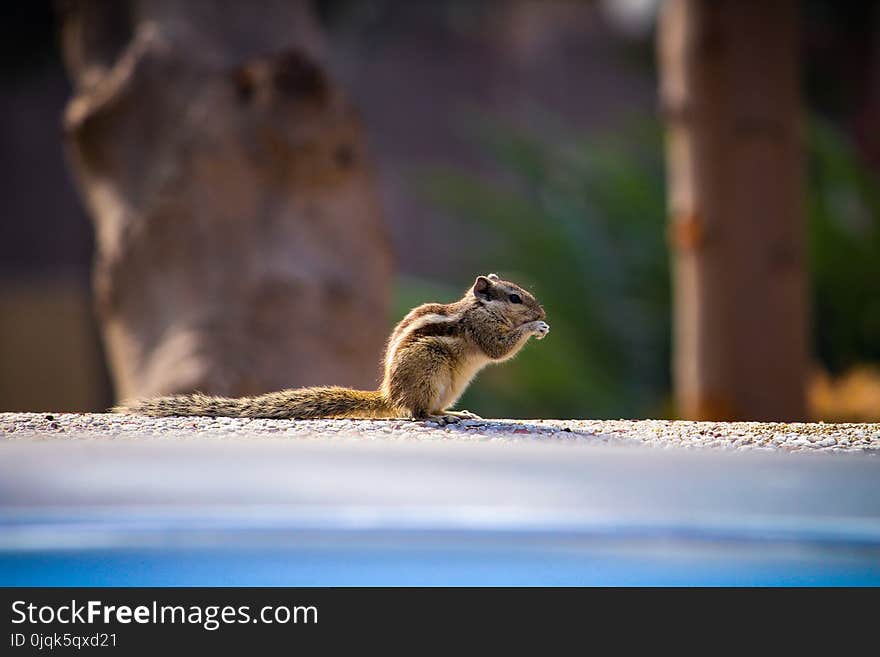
[[532, 321, 550, 340]]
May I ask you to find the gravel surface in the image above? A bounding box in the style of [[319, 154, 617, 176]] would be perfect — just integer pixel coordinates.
[[1, 413, 878, 453]]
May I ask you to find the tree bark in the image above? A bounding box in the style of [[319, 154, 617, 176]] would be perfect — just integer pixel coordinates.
[[658, 0, 808, 420], [60, 1, 393, 401]]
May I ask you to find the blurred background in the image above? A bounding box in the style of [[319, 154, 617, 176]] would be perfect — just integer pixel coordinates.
[[1, 0, 878, 422]]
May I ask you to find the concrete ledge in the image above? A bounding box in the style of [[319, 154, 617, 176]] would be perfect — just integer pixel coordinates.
[[1, 412, 878, 453]]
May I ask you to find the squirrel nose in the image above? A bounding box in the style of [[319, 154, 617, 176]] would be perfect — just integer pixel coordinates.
[[537, 306, 546, 320]]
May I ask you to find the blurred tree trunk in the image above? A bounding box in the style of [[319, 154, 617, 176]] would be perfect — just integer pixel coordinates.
[[59, 1, 393, 401], [658, 0, 807, 420]]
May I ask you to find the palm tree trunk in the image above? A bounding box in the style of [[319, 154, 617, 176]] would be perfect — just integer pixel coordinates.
[[658, 0, 807, 420]]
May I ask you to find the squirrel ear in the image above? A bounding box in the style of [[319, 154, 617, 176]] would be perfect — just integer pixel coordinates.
[[487, 273, 500, 281], [473, 275, 492, 299]]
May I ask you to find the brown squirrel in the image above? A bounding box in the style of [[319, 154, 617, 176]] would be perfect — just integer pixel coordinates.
[[116, 274, 549, 423]]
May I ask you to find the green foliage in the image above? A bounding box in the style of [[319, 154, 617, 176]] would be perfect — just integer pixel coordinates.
[[406, 113, 880, 419], [807, 117, 880, 374]]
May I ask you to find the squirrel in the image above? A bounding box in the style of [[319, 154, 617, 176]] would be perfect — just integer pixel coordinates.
[[115, 273, 549, 424]]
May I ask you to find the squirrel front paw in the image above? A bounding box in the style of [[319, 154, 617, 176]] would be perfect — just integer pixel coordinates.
[[527, 320, 550, 340]]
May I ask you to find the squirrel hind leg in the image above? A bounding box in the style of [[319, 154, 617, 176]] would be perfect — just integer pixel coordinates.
[[421, 409, 483, 426], [440, 409, 482, 420], [414, 412, 468, 426], [405, 405, 450, 424]]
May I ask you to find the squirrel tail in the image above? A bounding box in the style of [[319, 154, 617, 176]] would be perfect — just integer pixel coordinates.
[[114, 386, 398, 419]]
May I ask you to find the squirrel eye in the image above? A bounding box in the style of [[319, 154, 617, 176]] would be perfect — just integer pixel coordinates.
[[509, 293, 522, 304]]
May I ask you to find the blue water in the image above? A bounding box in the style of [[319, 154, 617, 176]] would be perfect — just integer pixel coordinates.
[[4, 542, 879, 587]]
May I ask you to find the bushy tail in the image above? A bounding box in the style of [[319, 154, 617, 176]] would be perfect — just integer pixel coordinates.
[[114, 386, 397, 419]]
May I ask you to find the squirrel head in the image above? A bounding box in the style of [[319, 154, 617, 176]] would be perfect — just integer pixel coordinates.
[[471, 273, 546, 325]]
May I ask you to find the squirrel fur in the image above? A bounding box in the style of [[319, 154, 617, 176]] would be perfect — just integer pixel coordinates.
[[115, 273, 548, 423]]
